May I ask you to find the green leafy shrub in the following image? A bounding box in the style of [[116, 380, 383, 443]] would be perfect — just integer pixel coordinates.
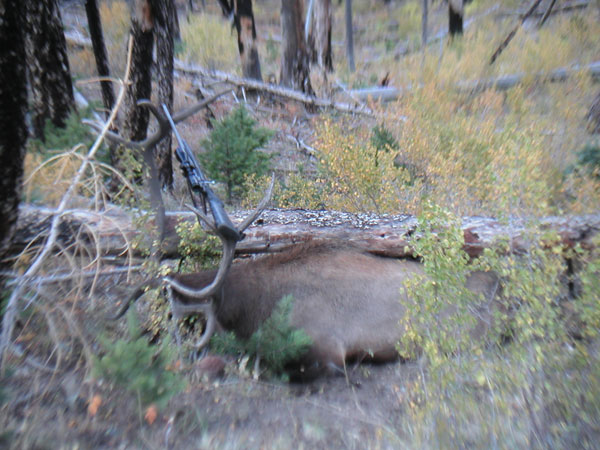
[[93, 309, 185, 409], [566, 142, 600, 179], [397, 203, 600, 447], [200, 106, 273, 203], [210, 295, 313, 379]]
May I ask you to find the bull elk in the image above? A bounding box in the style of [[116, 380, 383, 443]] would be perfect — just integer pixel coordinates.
[[116, 207, 500, 379], [98, 97, 500, 379]]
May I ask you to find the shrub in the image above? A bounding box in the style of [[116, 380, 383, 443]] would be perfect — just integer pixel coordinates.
[[200, 106, 273, 203], [566, 142, 600, 179], [93, 309, 185, 410], [397, 203, 600, 447], [210, 295, 313, 379]]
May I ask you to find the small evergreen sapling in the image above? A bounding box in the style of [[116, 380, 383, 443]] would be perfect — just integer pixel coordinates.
[[93, 309, 184, 410], [200, 106, 273, 203], [210, 295, 312, 378]]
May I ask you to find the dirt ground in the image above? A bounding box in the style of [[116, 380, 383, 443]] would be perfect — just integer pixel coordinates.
[[3, 330, 418, 449]]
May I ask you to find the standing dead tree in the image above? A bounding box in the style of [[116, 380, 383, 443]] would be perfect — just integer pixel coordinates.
[[150, 0, 177, 188], [24, 0, 75, 140], [85, 0, 115, 119], [217, 0, 263, 81], [345, 0, 355, 72], [280, 0, 314, 94], [307, 0, 333, 73], [448, 0, 463, 36], [0, 0, 28, 301]]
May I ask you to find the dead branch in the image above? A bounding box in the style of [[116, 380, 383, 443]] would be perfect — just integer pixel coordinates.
[[490, 0, 544, 65], [174, 59, 374, 116], [538, 0, 558, 27], [0, 38, 134, 370], [348, 61, 600, 102], [498, 1, 589, 18]]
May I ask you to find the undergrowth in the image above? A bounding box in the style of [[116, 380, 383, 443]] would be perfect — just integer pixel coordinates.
[[93, 309, 185, 410], [396, 202, 600, 448]]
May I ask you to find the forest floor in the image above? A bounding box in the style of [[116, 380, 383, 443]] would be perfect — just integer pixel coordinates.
[[2, 0, 600, 448]]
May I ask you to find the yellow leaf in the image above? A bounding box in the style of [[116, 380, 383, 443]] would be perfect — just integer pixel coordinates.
[[476, 372, 486, 387]]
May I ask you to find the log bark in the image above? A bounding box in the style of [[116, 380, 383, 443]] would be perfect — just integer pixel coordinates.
[[12, 206, 600, 261], [348, 61, 600, 102], [175, 60, 374, 116]]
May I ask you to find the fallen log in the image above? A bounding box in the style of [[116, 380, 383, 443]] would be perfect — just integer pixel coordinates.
[[12, 204, 600, 261], [349, 61, 600, 102]]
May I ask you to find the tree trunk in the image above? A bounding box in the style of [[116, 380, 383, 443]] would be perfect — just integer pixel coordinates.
[[24, 0, 75, 141], [0, 0, 28, 295], [307, 0, 333, 72], [122, 0, 154, 144], [280, 0, 314, 94], [448, 0, 463, 37], [421, 0, 428, 48], [587, 92, 600, 134], [345, 0, 355, 72], [216, 0, 262, 80], [150, 0, 176, 188], [235, 0, 263, 80], [85, 0, 115, 120]]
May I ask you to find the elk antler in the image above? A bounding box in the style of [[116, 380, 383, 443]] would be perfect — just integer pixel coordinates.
[[166, 174, 275, 301], [164, 175, 273, 349], [83, 89, 232, 151]]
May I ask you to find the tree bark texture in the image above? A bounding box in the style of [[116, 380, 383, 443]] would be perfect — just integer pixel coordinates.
[[12, 206, 600, 261], [24, 0, 75, 140], [235, 0, 263, 80], [85, 0, 115, 119], [307, 0, 333, 72], [280, 0, 314, 94], [150, 0, 176, 188], [345, 0, 355, 72], [122, 0, 154, 143], [216, 0, 262, 80], [448, 0, 463, 36], [0, 0, 28, 270]]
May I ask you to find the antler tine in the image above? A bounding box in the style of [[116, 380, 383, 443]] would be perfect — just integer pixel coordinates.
[[185, 203, 218, 234], [136, 100, 172, 150], [237, 173, 275, 232], [172, 89, 232, 123], [166, 235, 237, 299]]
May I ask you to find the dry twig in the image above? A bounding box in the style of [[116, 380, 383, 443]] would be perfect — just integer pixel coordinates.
[[0, 38, 135, 371]]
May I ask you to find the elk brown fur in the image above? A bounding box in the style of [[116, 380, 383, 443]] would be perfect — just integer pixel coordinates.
[[162, 242, 501, 378]]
